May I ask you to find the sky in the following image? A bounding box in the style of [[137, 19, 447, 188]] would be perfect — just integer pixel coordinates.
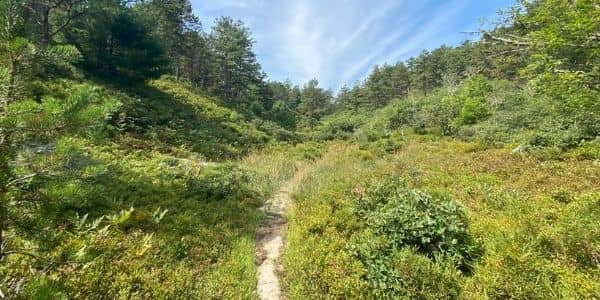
[[191, 0, 516, 91]]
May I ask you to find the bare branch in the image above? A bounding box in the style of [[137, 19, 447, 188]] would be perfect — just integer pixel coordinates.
[[49, 6, 85, 38], [6, 173, 37, 188], [1, 249, 43, 259], [483, 30, 599, 48], [482, 31, 530, 47]]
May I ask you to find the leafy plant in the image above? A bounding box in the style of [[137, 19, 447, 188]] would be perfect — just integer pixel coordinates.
[[351, 177, 481, 272]]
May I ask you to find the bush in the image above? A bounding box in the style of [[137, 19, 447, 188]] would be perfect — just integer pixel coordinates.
[[351, 177, 480, 272], [358, 137, 404, 156], [340, 177, 480, 298], [186, 164, 259, 202], [292, 143, 323, 161], [313, 112, 367, 141], [348, 237, 462, 299]]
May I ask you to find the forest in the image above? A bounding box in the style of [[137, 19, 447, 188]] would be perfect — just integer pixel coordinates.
[[0, 0, 598, 299]]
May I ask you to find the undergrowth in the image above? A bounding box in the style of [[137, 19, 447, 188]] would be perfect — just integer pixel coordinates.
[[283, 139, 600, 299]]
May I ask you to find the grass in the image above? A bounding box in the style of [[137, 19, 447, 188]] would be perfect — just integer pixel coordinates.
[[5, 137, 303, 298], [282, 136, 600, 299]]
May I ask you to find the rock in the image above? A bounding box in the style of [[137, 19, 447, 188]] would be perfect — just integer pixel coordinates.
[[511, 144, 528, 154]]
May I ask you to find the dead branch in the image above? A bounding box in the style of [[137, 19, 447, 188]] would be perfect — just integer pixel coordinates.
[[482, 31, 530, 47], [6, 174, 37, 188]]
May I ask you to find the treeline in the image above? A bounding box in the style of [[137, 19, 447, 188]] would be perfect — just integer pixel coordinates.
[[320, 0, 598, 154], [336, 40, 527, 111]]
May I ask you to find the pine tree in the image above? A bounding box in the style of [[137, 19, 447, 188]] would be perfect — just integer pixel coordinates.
[[208, 17, 261, 105]]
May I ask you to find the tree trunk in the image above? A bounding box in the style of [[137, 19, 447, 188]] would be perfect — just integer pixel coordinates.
[[0, 51, 19, 257], [0, 190, 6, 256], [175, 56, 180, 80], [29, 0, 51, 47], [41, 5, 50, 48], [0, 134, 12, 258]]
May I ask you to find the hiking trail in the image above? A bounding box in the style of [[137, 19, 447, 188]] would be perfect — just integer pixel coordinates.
[[255, 181, 292, 300]]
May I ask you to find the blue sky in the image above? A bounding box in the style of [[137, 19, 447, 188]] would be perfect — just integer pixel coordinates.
[[191, 0, 516, 90]]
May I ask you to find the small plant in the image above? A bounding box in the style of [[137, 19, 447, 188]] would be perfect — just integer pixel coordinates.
[[551, 188, 572, 204], [293, 143, 323, 161], [186, 164, 259, 202]]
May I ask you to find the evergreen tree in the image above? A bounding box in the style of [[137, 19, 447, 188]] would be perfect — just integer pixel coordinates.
[[208, 17, 262, 105], [139, 0, 200, 79], [299, 79, 332, 129], [65, 1, 168, 81]]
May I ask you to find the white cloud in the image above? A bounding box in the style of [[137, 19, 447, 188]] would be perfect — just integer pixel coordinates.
[[191, 0, 512, 90], [270, 0, 404, 89]]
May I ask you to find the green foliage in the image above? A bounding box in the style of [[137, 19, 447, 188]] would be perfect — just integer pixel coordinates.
[[284, 140, 600, 299], [298, 79, 333, 129], [453, 76, 492, 127], [1, 133, 272, 298], [538, 192, 600, 270], [270, 100, 297, 130], [2, 0, 599, 298], [348, 239, 462, 299], [292, 142, 324, 161], [66, 1, 169, 81], [187, 164, 259, 202], [313, 112, 368, 141], [109, 77, 283, 160], [351, 177, 480, 272], [0, 73, 295, 297], [207, 17, 262, 104]]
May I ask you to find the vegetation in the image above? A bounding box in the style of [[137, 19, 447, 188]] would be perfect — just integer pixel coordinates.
[[283, 140, 599, 299], [0, 0, 598, 298]]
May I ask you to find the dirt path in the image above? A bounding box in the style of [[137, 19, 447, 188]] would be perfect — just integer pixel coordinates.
[[255, 181, 292, 300]]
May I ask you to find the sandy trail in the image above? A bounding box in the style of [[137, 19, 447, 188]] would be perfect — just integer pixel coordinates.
[[255, 182, 292, 300]]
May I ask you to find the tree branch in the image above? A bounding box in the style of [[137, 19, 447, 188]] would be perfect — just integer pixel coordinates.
[[1, 249, 44, 260], [482, 31, 531, 47], [48, 0, 86, 38], [483, 30, 599, 48], [6, 174, 37, 188]]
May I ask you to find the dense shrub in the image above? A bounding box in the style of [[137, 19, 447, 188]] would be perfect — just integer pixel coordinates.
[[351, 177, 480, 272], [452, 76, 492, 126], [348, 237, 462, 299], [186, 164, 260, 202], [313, 112, 368, 141], [292, 142, 324, 161]]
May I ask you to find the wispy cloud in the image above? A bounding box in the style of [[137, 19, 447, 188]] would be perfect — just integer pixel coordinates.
[[191, 0, 515, 90]]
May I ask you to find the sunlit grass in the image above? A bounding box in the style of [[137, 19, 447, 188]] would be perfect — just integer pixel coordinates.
[[283, 137, 599, 299]]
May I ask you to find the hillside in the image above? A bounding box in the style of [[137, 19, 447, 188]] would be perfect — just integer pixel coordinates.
[[1, 0, 599, 299], [0, 76, 300, 297], [108, 77, 296, 160]]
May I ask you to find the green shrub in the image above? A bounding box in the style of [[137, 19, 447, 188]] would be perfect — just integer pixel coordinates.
[[186, 164, 259, 202], [313, 112, 367, 141], [269, 100, 297, 130], [293, 143, 323, 161], [450, 76, 492, 128], [348, 236, 462, 299], [358, 137, 404, 156], [351, 177, 480, 272]]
